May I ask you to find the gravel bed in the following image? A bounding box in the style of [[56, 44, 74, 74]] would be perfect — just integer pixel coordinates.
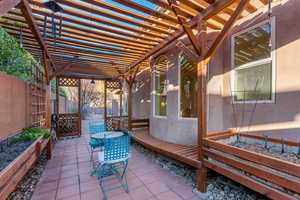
[[132, 142, 269, 200], [8, 152, 47, 200], [231, 142, 300, 164], [0, 140, 34, 171]]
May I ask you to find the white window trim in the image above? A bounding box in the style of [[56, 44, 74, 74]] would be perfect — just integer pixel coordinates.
[[178, 52, 198, 120], [230, 17, 276, 104], [152, 56, 168, 118]]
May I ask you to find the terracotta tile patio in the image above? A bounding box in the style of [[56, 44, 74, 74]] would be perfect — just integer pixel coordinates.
[[31, 136, 203, 200]]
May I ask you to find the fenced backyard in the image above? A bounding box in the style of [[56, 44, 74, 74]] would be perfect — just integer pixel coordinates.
[[1, 0, 300, 199]]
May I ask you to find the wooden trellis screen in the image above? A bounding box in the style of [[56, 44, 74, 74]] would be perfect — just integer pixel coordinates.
[[104, 80, 125, 131], [56, 77, 81, 137], [30, 63, 46, 128]]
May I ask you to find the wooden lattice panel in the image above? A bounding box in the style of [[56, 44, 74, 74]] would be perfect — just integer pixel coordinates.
[[106, 118, 114, 131], [30, 63, 46, 128], [57, 114, 80, 137], [58, 77, 80, 87], [106, 81, 121, 90]]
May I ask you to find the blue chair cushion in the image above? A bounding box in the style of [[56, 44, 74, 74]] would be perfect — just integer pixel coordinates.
[[89, 138, 103, 148]]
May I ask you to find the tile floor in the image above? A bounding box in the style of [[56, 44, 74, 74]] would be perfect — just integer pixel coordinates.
[[32, 136, 203, 200]]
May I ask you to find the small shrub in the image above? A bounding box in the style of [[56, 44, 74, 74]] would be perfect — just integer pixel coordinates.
[[10, 128, 51, 143]]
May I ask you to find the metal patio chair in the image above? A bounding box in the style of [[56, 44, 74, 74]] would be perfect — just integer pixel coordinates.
[[89, 122, 106, 165], [95, 135, 131, 200]]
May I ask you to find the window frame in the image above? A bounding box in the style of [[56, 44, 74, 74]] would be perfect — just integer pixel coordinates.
[[231, 17, 276, 104], [152, 56, 168, 118], [178, 52, 198, 120]]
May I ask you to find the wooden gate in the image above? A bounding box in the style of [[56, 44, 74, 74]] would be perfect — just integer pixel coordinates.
[[56, 77, 81, 137]]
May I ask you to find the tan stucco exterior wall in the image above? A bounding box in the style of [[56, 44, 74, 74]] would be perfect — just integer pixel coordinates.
[[132, 0, 300, 145]]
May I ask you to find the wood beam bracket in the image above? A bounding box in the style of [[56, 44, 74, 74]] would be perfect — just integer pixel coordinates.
[[176, 41, 199, 62], [202, 0, 251, 65], [49, 56, 78, 80], [167, 0, 202, 56]]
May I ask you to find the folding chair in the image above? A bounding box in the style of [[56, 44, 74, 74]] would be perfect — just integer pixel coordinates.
[[95, 135, 131, 200]]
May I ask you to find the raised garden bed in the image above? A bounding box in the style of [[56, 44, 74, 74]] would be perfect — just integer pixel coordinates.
[[0, 130, 52, 200], [0, 141, 34, 172], [204, 130, 300, 200]]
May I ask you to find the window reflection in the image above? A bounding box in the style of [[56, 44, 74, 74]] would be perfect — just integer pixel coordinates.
[[154, 57, 167, 116], [233, 22, 273, 101], [179, 53, 198, 118]]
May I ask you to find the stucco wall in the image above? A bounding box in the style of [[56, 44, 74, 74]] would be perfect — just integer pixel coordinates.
[[0, 72, 30, 139], [132, 69, 151, 119], [221, 0, 300, 142], [146, 44, 199, 145], [132, 0, 300, 145]]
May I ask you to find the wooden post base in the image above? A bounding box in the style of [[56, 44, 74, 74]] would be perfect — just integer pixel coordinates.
[[197, 167, 207, 192], [46, 139, 52, 160]]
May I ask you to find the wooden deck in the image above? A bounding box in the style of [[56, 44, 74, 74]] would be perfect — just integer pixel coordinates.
[[132, 130, 201, 168]]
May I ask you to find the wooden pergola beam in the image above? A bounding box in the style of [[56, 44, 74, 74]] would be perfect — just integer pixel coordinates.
[[176, 41, 199, 62], [17, 0, 52, 83], [125, 0, 239, 74], [195, 0, 251, 193], [81, 0, 179, 30], [168, 0, 202, 56], [203, 0, 251, 64], [54, 0, 170, 35], [49, 61, 76, 80], [110, 0, 178, 24]]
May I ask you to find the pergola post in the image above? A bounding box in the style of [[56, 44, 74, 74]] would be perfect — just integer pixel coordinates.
[[45, 85, 51, 129], [42, 49, 51, 129], [104, 80, 107, 127], [196, 21, 208, 193], [119, 91, 123, 116], [168, 0, 250, 193], [78, 79, 82, 136], [126, 65, 140, 131], [127, 82, 133, 131]]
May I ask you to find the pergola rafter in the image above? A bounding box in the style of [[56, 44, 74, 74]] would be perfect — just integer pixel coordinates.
[[1, 0, 267, 80]]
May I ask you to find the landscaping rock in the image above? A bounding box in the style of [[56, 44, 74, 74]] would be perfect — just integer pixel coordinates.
[[8, 152, 47, 200], [132, 141, 269, 200], [232, 141, 300, 164]]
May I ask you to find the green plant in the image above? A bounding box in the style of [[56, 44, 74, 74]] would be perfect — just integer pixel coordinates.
[[0, 25, 44, 82], [10, 128, 51, 143]]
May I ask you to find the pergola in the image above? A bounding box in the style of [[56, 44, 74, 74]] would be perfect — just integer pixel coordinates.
[[0, 0, 270, 194]]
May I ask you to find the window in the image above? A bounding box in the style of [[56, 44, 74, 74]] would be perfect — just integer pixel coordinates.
[[153, 57, 168, 116], [232, 20, 275, 102], [179, 53, 198, 118]]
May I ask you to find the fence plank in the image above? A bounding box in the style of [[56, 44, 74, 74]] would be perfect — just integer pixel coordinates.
[[204, 139, 300, 178], [204, 160, 295, 200], [204, 149, 300, 193]]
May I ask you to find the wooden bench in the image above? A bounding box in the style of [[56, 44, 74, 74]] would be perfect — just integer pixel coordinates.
[[132, 130, 201, 168]]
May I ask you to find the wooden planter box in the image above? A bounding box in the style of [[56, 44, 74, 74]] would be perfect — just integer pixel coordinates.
[[0, 136, 52, 200], [203, 130, 300, 200]]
